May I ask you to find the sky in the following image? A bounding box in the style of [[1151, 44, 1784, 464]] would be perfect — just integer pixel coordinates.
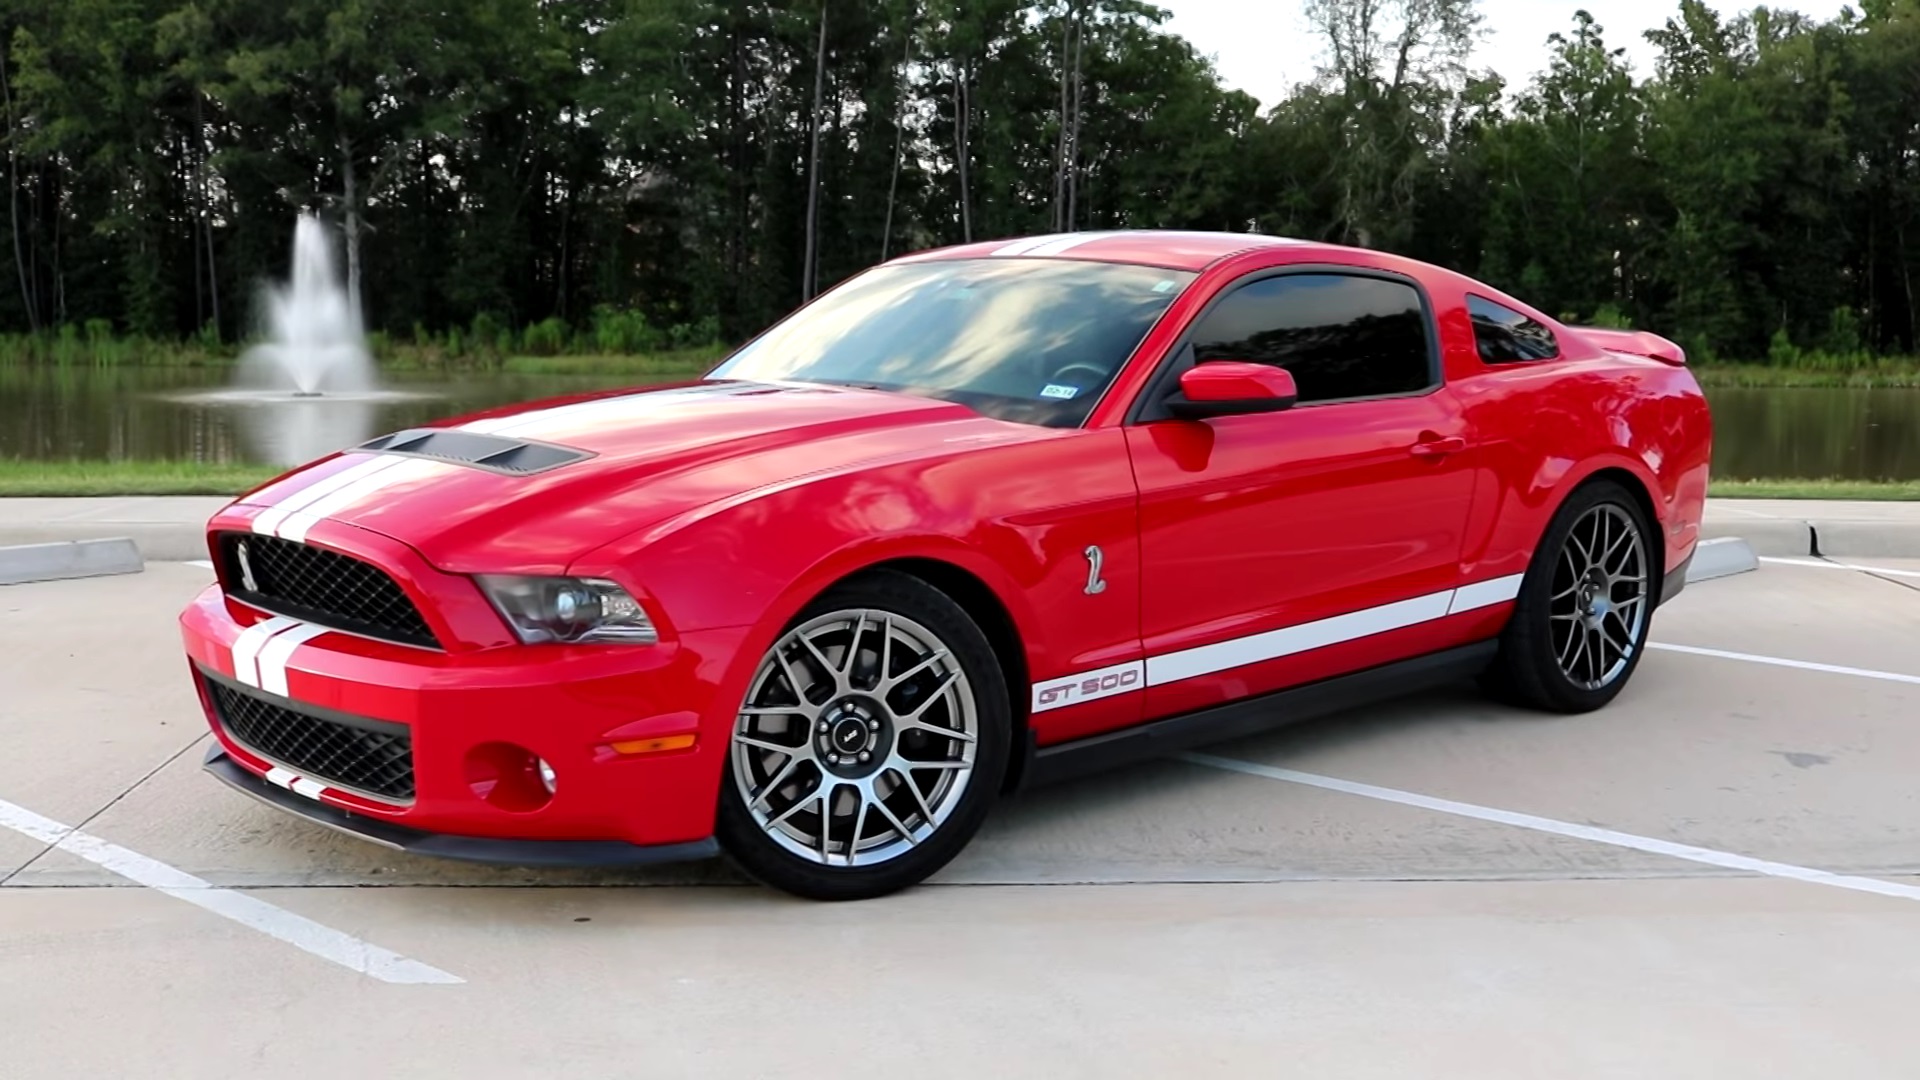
[[1156, 0, 1857, 107]]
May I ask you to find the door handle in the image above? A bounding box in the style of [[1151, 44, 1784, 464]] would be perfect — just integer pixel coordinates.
[[1410, 434, 1466, 458]]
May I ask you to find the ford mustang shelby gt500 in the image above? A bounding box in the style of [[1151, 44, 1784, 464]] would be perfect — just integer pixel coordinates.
[[180, 230, 1712, 900]]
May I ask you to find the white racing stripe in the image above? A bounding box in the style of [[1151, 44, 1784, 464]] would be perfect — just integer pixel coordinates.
[[251, 455, 402, 537], [1648, 642, 1920, 687], [278, 457, 449, 543], [1180, 752, 1920, 904], [230, 616, 300, 688], [1032, 660, 1146, 714], [991, 235, 1067, 257], [253, 622, 332, 697], [0, 796, 462, 984], [1037, 575, 1526, 708], [1147, 590, 1457, 688], [1447, 574, 1525, 615]]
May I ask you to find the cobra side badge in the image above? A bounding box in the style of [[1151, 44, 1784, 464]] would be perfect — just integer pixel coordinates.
[[1083, 545, 1108, 595]]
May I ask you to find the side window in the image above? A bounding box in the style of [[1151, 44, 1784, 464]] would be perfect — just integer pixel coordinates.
[[1468, 295, 1560, 363], [1187, 274, 1435, 403]]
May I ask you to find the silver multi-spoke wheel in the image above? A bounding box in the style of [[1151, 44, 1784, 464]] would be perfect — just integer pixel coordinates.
[[1549, 503, 1649, 691], [731, 609, 980, 868]]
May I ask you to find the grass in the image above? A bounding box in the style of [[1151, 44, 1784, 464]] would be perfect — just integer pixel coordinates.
[[6, 460, 1920, 501], [495, 347, 724, 377], [1692, 360, 1920, 389], [0, 460, 283, 497], [0, 327, 728, 375], [1708, 478, 1920, 500]]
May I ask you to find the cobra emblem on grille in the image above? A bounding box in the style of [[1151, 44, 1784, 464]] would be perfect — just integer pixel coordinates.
[[235, 539, 259, 593]]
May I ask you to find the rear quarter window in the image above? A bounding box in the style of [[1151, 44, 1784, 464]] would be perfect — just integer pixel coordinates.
[[1468, 295, 1560, 364]]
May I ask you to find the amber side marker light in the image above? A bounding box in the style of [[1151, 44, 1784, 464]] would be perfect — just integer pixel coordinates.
[[609, 734, 698, 756]]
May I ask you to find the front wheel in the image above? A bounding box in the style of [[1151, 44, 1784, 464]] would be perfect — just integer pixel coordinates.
[[1482, 481, 1658, 713], [715, 570, 1010, 901]]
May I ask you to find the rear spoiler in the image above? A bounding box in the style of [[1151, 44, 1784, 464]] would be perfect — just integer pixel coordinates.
[[1574, 327, 1687, 366]]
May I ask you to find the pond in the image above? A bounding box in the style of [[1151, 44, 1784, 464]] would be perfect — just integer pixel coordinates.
[[3, 365, 1918, 481]]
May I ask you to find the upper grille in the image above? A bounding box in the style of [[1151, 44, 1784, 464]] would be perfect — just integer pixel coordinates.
[[207, 677, 415, 802], [220, 532, 439, 649]]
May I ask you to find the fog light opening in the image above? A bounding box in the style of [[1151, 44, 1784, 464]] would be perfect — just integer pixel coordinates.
[[464, 742, 557, 813]]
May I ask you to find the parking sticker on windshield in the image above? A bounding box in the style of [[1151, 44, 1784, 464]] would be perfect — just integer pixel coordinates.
[[1040, 384, 1081, 400]]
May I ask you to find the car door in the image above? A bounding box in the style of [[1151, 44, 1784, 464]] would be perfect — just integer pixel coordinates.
[[1123, 268, 1480, 719]]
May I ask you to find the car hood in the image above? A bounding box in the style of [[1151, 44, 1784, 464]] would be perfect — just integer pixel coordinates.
[[235, 379, 1046, 573]]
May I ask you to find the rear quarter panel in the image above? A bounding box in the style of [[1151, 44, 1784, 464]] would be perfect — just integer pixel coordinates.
[[1428, 276, 1712, 586]]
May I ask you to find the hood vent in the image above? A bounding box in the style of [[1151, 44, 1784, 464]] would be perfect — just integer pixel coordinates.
[[353, 428, 592, 476]]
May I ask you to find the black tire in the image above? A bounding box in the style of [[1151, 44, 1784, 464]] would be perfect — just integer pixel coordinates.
[[715, 569, 1011, 901], [1481, 480, 1659, 713]]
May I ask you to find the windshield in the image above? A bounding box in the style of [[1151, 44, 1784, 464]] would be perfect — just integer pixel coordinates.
[[709, 259, 1196, 426]]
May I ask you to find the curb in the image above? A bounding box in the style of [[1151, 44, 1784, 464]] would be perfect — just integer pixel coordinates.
[[1701, 519, 1920, 559], [1683, 537, 1759, 583], [0, 538, 146, 586]]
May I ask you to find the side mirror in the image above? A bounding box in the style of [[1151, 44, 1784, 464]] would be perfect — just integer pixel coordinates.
[[1168, 362, 1298, 419]]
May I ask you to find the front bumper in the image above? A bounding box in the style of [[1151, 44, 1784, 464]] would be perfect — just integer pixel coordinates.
[[181, 581, 749, 860], [203, 745, 718, 867]]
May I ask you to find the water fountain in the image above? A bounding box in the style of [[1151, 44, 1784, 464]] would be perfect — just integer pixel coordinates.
[[172, 215, 425, 465], [236, 214, 377, 396]]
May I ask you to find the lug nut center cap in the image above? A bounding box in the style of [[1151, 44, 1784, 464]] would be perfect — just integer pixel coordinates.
[[818, 700, 886, 774], [832, 718, 868, 753]]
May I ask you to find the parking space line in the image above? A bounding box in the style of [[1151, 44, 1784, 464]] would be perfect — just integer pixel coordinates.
[[0, 796, 463, 985], [1759, 556, 1920, 580], [1649, 642, 1920, 687], [1179, 753, 1920, 904]]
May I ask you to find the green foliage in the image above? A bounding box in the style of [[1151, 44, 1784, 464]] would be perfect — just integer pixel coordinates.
[[0, 0, 1913, 368], [1768, 328, 1802, 367], [1589, 304, 1634, 330], [521, 317, 571, 357], [1825, 306, 1864, 356], [591, 306, 664, 355]]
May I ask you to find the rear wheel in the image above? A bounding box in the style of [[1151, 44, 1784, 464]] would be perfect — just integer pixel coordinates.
[[1482, 481, 1657, 713], [715, 570, 1010, 901]]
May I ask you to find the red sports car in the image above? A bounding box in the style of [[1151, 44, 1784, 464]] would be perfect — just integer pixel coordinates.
[[180, 230, 1712, 900]]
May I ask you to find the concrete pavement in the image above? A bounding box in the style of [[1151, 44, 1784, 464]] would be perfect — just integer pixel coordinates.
[[1702, 497, 1920, 557], [0, 496, 227, 562], [4, 557, 1920, 1076], [5, 494, 1920, 563]]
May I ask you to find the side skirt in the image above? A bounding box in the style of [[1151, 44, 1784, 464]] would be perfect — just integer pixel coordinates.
[[1018, 641, 1499, 789]]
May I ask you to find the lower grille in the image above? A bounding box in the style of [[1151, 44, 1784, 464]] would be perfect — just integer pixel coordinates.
[[206, 678, 415, 802]]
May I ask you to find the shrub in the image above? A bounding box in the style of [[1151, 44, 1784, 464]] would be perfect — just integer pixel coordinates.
[[1825, 306, 1863, 356], [523, 317, 570, 357], [469, 312, 504, 357], [668, 315, 721, 350], [1767, 328, 1801, 367], [1588, 303, 1633, 330], [591, 305, 664, 354]]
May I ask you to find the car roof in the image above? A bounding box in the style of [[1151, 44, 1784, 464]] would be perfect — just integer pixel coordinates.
[[888, 230, 1351, 273]]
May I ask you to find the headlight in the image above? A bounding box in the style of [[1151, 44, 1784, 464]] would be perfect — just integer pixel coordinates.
[[475, 575, 658, 645]]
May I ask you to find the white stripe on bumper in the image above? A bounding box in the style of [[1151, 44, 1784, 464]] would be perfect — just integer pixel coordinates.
[[231, 616, 301, 688], [253, 621, 333, 697]]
